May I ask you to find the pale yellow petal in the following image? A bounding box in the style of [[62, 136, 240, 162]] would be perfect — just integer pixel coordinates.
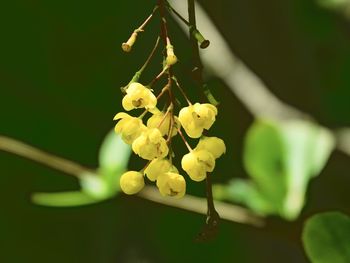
[[144, 158, 172, 181], [122, 95, 134, 111], [113, 112, 129, 120], [196, 150, 216, 172], [196, 137, 226, 159], [120, 171, 145, 195]]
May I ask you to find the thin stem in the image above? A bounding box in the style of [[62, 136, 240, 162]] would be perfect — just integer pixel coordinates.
[[165, 103, 175, 163], [172, 75, 192, 105], [157, 0, 177, 108], [167, 68, 175, 105], [157, 0, 169, 46], [139, 186, 264, 227], [0, 136, 91, 177], [166, 1, 210, 49], [157, 84, 170, 100], [147, 66, 169, 87], [166, 110, 174, 142], [188, 0, 220, 238], [164, 73, 175, 161], [0, 134, 264, 227], [122, 6, 159, 53], [136, 5, 159, 33], [157, 104, 172, 129], [167, 120, 174, 163], [177, 128, 193, 152], [166, 1, 191, 26], [204, 171, 219, 227], [166, 95, 174, 163], [139, 36, 161, 74], [188, 0, 203, 84], [138, 110, 148, 119], [140, 161, 152, 173], [186, 1, 218, 106], [121, 36, 161, 93]]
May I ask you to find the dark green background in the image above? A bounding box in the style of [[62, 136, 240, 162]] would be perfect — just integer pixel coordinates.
[[1, 0, 350, 262]]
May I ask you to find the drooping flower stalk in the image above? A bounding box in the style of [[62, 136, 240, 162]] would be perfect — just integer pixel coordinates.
[[115, 1, 226, 229]]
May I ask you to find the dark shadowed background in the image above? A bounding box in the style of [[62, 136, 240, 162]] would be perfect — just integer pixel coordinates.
[[1, 0, 350, 262]]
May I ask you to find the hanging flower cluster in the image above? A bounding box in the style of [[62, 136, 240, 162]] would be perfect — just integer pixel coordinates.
[[114, 2, 225, 199]]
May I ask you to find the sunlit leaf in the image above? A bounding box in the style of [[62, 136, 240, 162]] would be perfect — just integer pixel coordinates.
[[309, 127, 336, 176], [32, 131, 132, 207], [214, 119, 335, 220], [32, 191, 100, 207], [97, 130, 132, 194], [80, 172, 111, 199], [303, 212, 350, 263], [213, 179, 274, 215], [98, 130, 131, 171], [280, 121, 335, 219], [243, 120, 287, 215]]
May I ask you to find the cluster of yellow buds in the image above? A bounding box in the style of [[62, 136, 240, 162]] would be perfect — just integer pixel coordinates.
[[114, 2, 225, 199], [114, 82, 225, 198]]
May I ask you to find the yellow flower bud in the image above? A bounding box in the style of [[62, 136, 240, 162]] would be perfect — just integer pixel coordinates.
[[122, 32, 138, 52], [144, 158, 172, 181], [196, 136, 226, 159], [166, 44, 178, 66], [132, 128, 169, 160], [178, 103, 218, 138], [147, 112, 180, 137], [156, 172, 186, 198], [181, 150, 215, 182], [122, 82, 157, 111], [113, 112, 146, 144], [120, 171, 145, 195]]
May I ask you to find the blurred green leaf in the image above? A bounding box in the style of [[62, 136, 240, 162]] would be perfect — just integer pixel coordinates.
[[80, 172, 111, 199], [213, 179, 274, 216], [242, 120, 287, 215], [32, 191, 100, 207], [303, 212, 350, 263], [279, 120, 335, 219], [98, 130, 131, 172], [97, 130, 132, 195], [310, 127, 337, 176], [32, 131, 132, 207], [214, 119, 335, 220]]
